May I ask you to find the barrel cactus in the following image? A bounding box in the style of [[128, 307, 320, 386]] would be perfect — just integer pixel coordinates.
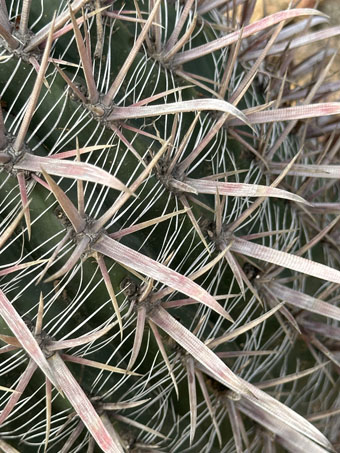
[[1, 0, 340, 451]]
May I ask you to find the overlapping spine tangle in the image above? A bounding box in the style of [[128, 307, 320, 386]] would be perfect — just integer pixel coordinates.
[[0, 1, 340, 452]]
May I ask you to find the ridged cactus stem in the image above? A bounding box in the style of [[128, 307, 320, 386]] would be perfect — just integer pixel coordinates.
[[1, 1, 340, 452]]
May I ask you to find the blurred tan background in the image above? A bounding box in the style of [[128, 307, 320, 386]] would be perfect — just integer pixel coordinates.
[[253, 1, 329, 20], [252, 1, 340, 98], [253, 0, 339, 29]]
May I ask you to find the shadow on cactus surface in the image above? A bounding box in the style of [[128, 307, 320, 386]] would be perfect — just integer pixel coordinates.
[[1, 0, 340, 451]]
